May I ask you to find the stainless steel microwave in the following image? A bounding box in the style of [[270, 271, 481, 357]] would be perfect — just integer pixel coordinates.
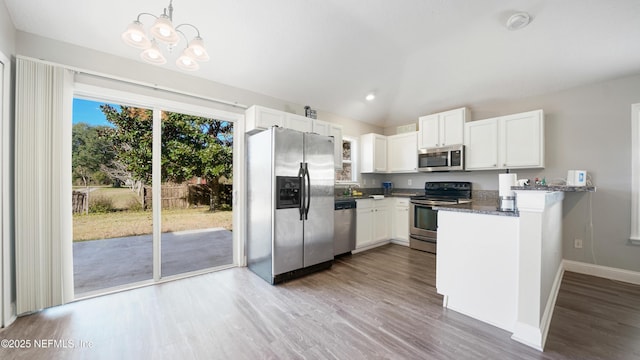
[[417, 144, 464, 172]]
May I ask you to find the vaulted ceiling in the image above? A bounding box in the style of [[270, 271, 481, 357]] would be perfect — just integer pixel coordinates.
[[5, 0, 640, 126]]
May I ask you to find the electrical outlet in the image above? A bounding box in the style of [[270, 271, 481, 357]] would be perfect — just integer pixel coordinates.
[[574, 239, 583, 249], [408, 179, 412, 186]]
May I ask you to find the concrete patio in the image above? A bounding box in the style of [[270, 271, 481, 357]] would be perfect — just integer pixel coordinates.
[[73, 228, 233, 295]]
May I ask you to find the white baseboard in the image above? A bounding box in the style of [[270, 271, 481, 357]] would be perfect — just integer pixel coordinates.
[[511, 322, 543, 351], [390, 239, 409, 247], [563, 260, 640, 286], [352, 240, 391, 254], [540, 264, 564, 349], [511, 263, 564, 352]]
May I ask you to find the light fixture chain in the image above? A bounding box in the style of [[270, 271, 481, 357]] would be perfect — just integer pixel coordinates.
[[167, 0, 174, 21]]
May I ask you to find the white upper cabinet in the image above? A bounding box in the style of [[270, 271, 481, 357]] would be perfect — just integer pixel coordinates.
[[464, 109, 544, 171], [245, 105, 343, 169], [360, 133, 387, 173], [418, 107, 468, 149], [501, 110, 544, 168], [464, 118, 499, 170], [245, 105, 285, 133], [387, 132, 418, 173], [328, 124, 343, 170], [312, 120, 330, 136], [284, 113, 313, 133], [419, 114, 440, 148]]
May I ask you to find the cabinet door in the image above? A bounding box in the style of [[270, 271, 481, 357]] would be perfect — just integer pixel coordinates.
[[393, 204, 409, 242], [360, 134, 375, 173], [373, 205, 390, 242], [418, 114, 440, 149], [284, 113, 313, 133], [387, 132, 417, 172], [501, 110, 544, 168], [440, 109, 466, 146], [329, 125, 343, 170], [356, 208, 374, 248], [245, 106, 285, 133], [361, 133, 387, 173], [464, 118, 499, 170], [374, 135, 387, 172], [312, 120, 330, 136]]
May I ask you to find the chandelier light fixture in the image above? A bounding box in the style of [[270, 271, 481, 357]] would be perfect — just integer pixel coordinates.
[[121, 0, 209, 71]]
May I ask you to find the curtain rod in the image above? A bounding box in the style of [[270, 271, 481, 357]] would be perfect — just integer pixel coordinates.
[[16, 55, 249, 111]]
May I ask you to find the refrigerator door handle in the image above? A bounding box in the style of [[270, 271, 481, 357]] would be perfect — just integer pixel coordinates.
[[298, 162, 306, 221], [304, 162, 311, 220]]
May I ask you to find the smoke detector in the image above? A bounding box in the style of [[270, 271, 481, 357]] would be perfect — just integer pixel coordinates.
[[506, 12, 532, 30]]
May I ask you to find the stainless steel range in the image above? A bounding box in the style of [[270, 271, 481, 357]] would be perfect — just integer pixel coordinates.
[[409, 181, 472, 253]]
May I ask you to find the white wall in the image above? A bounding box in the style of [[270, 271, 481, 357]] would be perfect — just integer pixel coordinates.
[[384, 74, 640, 273], [0, 0, 15, 327], [9, 9, 640, 274], [0, 0, 15, 55], [15, 32, 383, 139]]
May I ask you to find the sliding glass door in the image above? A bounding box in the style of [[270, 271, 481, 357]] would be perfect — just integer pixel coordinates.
[[160, 110, 234, 278], [71, 94, 238, 297], [72, 100, 154, 295]]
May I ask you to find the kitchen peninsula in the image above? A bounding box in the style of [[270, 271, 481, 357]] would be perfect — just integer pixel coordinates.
[[434, 185, 595, 351]]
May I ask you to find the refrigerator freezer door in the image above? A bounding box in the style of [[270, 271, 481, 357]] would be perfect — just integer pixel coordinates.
[[273, 128, 305, 276], [303, 132, 335, 267]]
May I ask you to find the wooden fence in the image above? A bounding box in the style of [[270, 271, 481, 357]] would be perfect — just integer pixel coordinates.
[[142, 183, 232, 210], [72, 191, 86, 214]]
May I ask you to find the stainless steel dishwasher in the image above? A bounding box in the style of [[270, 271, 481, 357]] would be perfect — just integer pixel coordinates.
[[334, 199, 357, 256]]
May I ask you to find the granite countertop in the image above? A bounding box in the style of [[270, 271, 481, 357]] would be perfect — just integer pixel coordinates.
[[335, 188, 422, 201], [432, 200, 520, 217], [335, 194, 415, 201], [511, 185, 596, 192]]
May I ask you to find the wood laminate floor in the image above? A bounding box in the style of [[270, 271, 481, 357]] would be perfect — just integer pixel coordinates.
[[1, 244, 639, 359]]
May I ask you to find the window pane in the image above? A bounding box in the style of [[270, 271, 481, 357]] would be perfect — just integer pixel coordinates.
[[72, 99, 153, 296], [160, 111, 234, 277], [342, 140, 351, 161], [336, 163, 352, 182]]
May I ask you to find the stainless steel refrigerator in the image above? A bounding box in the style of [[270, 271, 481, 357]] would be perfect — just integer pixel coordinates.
[[247, 127, 335, 284]]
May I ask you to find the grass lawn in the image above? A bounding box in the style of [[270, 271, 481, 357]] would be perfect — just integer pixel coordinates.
[[73, 186, 140, 210], [92, 187, 140, 209], [73, 208, 232, 242]]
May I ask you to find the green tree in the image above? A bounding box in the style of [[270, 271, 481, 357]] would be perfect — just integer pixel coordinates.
[[72, 122, 115, 186], [99, 105, 233, 211], [99, 106, 153, 187]]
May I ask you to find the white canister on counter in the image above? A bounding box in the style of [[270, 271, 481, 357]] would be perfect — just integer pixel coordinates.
[[567, 170, 587, 186], [498, 173, 517, 211]]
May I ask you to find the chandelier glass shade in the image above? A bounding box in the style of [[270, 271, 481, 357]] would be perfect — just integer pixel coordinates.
[[121, 1, 209, 71]]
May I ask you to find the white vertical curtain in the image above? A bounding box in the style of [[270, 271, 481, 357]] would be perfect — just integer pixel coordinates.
[[15, 58, 74, 314]]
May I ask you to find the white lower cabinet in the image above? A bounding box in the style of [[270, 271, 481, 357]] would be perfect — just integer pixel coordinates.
[[391, 198, 410, 244], [356, 199, 391, 249]]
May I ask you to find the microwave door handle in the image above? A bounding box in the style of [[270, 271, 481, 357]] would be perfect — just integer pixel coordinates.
[[304, 163, 311, 220], [298, 162, 305, 221]]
